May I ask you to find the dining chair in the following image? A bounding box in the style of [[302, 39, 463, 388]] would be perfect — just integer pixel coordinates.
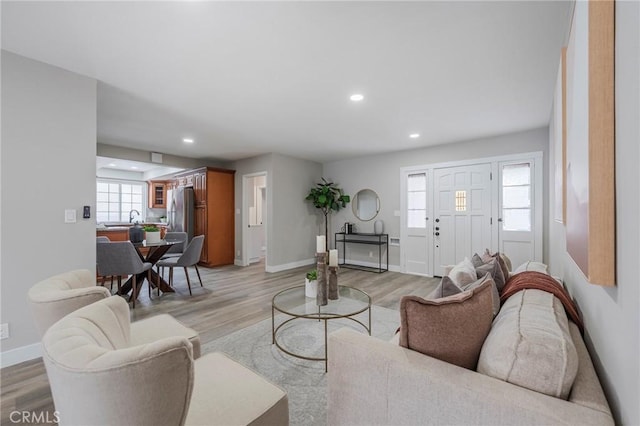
[[96, 236, 118, 290], [156, 235, 204, 296], [42, 296, 288, 425], [96, 241, 153, 308], [161, 231, 188, 259]]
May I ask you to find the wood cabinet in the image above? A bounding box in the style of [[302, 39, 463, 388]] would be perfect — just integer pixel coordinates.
[[96, 228, 129, 241], [174, 167, 235, 267], [148, 181, 167, 208]]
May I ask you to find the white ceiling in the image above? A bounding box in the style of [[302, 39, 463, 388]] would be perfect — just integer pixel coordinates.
[[1, 1, 572, 163]]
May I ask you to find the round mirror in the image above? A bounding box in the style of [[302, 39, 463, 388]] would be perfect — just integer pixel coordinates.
[[352, 189, 380, 221]]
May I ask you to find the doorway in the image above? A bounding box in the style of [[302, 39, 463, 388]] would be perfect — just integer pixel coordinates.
[[242, 172, 268, 268]]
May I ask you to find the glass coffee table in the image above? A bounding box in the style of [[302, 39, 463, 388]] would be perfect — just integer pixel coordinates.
[[272, 285, 371, 372]]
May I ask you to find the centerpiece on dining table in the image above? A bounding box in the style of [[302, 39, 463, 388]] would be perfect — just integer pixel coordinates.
[[143, 225, 161, 244]]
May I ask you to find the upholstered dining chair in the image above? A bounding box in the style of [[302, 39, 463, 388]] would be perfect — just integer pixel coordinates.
[[161, 231, 188, 259], [96, 241, 152, 308], [42, 296, 288, 426], [156, 235, 205, 296]]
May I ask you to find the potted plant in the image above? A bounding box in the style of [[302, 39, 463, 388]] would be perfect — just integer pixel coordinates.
[[143, 225, 161, 244], [305, 269, 318, 298], [305, 178, 350, 246]]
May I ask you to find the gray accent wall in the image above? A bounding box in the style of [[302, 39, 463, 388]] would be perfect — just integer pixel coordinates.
[[547, 3, 639, 424], [322, 127, 549, 267], [1, 52, 97, 352]]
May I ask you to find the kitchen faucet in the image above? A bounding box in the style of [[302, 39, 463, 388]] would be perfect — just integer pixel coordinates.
[[129, 209, 140, 223]]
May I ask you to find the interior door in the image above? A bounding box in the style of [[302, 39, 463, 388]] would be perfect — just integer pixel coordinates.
[[498, 160, 539, 267], [402, 171, 431, 276], [434, 163, 492, 276]]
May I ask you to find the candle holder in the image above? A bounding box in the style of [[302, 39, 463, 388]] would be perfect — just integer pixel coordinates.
[[316, 252, 328, 306], [328, 266, 339, 300]]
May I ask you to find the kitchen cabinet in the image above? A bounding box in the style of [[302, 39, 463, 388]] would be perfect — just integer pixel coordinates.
[[148, 181, 167, 208], [96, 228, 129, 242], [173, 167, 235, 267]]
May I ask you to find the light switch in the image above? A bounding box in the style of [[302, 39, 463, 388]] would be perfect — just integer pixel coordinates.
[[64, 209, 77, 223], [393, 210, 401, 217]]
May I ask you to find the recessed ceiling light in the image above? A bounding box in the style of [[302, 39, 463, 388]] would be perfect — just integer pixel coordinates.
[[130, 166, 138, 170], [108, 163, 117, 167], [183, 138, 194, 144], [409, 133, 420, 139], [350, 94, 364, 102]]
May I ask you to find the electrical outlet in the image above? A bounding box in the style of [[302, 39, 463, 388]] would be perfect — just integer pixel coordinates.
[[369, 251, 374, 258], [237, 250, 241, 257], [0, 323, 9, 340]]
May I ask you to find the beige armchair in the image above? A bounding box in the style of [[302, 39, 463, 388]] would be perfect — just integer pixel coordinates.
[[28, 269, 201, 358], [42, 296, 288, 426], [27, 269, 111, 337]]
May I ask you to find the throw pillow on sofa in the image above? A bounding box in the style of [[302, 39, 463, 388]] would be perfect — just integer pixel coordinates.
[[482, 249, 511, 281], [477, 289, 579, 399], [474, 258, 506, 292], [432, 274, 500, 316], [512, 260, 548, 275], [399, 278, 495, 370], [447, 257, 476, 286]]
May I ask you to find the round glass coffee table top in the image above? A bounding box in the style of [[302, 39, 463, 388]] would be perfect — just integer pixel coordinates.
[[271, 285, 371, 372]]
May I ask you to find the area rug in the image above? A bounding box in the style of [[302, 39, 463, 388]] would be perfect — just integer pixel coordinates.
[[201, 304, 400, 426]]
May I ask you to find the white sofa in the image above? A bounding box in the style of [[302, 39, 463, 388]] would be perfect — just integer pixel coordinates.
[[327, 280, 614, 425]]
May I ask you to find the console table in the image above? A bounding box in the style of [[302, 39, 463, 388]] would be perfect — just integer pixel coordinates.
[[335, 232, 389, 273]]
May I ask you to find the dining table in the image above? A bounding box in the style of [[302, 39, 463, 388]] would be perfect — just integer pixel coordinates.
[[117, 240, 177, 301]]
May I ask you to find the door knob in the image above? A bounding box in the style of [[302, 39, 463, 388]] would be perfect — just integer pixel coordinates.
[[435, 227, 440, 230], [435, 218, 440, 223], [435, 232, 440, 236]]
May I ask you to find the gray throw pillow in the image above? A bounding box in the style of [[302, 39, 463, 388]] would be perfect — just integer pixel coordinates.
[[432, 275, 463, 298], [471, 253, 485, 268], [475, 258, 506, 292]]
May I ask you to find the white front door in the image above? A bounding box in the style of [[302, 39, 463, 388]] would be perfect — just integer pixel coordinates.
[[402, 171, 431, 276], [433, 163, 492, 276], [498, 160, 542, 268]]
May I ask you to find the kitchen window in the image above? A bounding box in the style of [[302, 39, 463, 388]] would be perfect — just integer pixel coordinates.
[[96, 180, 145, 223]]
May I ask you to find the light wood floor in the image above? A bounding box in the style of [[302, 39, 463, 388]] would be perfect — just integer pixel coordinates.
[[1, 261, 439, 425]]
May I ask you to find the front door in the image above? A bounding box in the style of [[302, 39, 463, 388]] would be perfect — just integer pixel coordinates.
[[433, 163, 492, 276]]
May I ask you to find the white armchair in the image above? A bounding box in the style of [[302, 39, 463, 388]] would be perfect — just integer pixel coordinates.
[[42, 296, 288, 425]]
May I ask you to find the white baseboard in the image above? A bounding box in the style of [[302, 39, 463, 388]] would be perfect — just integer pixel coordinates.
[[266, 258, 315, 273], [1, 342, 42, 368], [234, 259, 246, 267]]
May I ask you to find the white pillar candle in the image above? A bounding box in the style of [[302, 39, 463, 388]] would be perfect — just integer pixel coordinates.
[[316, 235, 326, 253], [329, 249, 338, 266]]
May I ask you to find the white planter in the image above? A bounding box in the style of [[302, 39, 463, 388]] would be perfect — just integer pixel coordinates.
[[305, 278, 318, 298], [145, 231, 161, 244]]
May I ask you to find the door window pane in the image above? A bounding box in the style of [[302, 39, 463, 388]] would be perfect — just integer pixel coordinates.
[[408, 210, 426, 228], [407, 173, 427, 228], [455, 190, 467, 212], [502, 186, 530, 208], [503, 209, 531, 231], [502, 163, 530, 186], [501, 163, 532, 231]]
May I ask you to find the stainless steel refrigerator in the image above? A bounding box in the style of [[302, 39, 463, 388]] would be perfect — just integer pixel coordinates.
[[167, 186, 195, 241]]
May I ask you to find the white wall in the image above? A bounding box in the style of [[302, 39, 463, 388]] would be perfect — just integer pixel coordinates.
[[323, 127, 549, 267], [547, 2, 639, 424], [1, 52, 97, 360]]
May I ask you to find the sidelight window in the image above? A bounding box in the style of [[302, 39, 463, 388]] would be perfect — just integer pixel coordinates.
[[407, 173, 427, 228], [501, 163, 531, 231]]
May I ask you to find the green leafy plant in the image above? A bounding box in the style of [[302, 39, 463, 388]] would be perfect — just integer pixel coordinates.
[[143, 225, 160, 232], [306, 269, 317, 281], [305, 178, 350, 245]]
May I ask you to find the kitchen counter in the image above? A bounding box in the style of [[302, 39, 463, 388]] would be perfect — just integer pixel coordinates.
[[97, 223, 168, 242]]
